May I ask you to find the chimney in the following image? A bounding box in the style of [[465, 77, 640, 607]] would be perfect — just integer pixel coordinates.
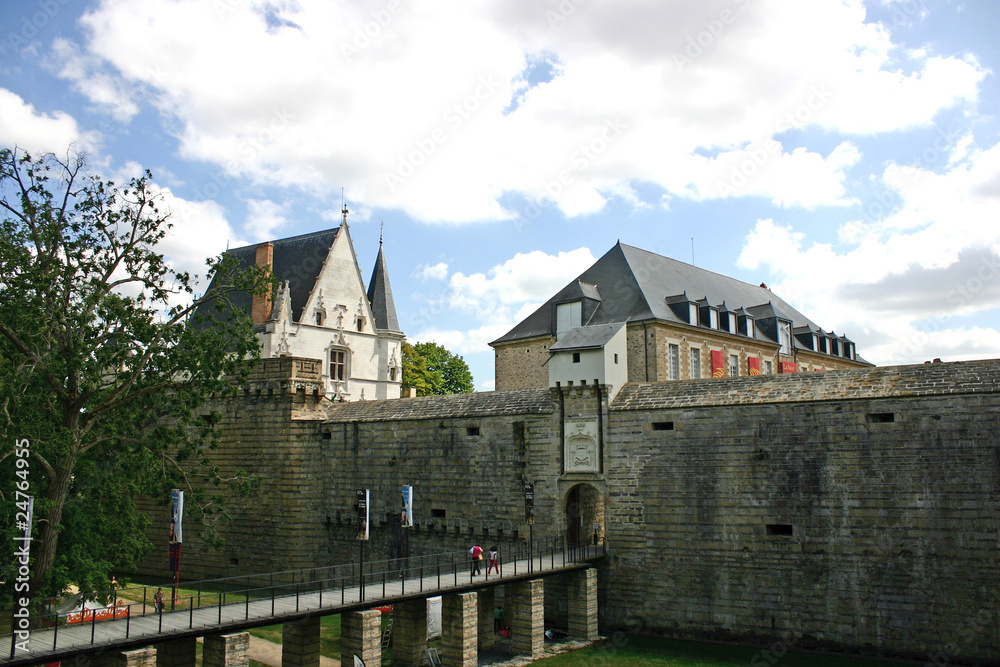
[[251, 242, 273, 325]]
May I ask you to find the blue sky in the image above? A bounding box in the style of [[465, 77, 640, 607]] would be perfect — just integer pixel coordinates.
[[2, 0, 999, 390]]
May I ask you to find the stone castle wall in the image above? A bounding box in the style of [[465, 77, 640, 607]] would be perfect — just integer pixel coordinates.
[[137, 357, 1000, 663]]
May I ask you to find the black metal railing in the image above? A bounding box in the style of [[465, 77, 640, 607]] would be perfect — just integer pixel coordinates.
[[2, 538, 606, 661]]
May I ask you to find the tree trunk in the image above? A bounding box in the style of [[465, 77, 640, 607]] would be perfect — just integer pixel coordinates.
[[31, 465, 75, 594]]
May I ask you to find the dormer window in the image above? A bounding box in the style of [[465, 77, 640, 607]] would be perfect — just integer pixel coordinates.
[[708, 309, 719, 329], [778, 321, 791, 355], [739, 315, 755, 338], [726, 313, 737, 333], [556, 301, 582, 338], [689, 303, 699, 325]]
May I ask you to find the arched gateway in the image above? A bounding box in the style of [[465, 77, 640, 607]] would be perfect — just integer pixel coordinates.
[[565, 483, 605, 546]]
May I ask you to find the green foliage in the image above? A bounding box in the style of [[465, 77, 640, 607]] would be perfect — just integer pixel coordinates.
[[0, 147, 273, 601], [402, 341, 474, 395]]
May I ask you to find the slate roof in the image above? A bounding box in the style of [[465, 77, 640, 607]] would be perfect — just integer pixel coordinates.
[[323, 387, 553, 423], [366, 240, 400, 332], [490, 242, 857, 357], [196, 229, 339, 325], [548, 322, 625, 352]]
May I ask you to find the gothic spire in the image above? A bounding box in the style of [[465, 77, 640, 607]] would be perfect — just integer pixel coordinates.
[[366, 230, 400, 332]]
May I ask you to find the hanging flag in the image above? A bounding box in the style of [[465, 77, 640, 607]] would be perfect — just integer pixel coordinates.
[[356, 489, 370, 541], [710, 350, 726, 377], [170, 489, 184, 543], [401, 485, 413, 528]]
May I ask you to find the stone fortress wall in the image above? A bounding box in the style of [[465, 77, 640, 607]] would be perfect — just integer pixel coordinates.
[[138, 357, 1000, 664]]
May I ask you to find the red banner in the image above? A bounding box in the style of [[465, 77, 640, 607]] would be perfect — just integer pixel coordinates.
[[67, 602, 129, 624], [711, 350, 725, 377], [780, 361, 798, 374], [748, 357, 761, 375]]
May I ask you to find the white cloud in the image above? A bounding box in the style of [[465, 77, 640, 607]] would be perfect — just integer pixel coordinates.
[[243, 198, 289, 242], [738, 139, 1000, 367], [0, 89, 97, 155], [48, 39, 140, 122], [409, 247, 597, 358], [64, 0, 986, 223], [448, 247, 597, 310], [413, 262, 449, 282]]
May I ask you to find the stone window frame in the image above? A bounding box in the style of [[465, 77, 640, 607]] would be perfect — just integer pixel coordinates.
[[329, 346, 350, 382]]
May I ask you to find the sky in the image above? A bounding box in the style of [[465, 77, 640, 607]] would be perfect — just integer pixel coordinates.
[[2, 0, 999, 391]]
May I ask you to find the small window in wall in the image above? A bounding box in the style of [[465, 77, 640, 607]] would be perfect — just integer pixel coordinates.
[[729, 354, 739, 377], [691, 348, 701, 379], [315, 312, 324, 326], [668, 344, 680, 380], [466, 426, 480, 436], [431, 508, 447, 518], [356, 317, 365, 332], [766, 524, 794, 536], [763, 360, 773, 375], [652, 421, 674, 431], [867, 412, 895, 423], [572, 352, 581, 363], [614, 353, 619, 364], [389, 367, 397, 382]]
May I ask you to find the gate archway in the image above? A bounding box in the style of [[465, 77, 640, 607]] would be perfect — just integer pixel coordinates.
[[565, 483, 605, 546]]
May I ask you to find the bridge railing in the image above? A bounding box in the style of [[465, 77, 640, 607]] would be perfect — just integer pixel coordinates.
[[3, 537, 605, 658]]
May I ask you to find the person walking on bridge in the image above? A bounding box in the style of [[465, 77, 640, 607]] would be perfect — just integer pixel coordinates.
[[470, 544, 483, 575], [487, 546, 499, 574]]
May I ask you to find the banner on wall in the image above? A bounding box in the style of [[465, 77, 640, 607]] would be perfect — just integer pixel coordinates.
[[748, 357, 761, 376], [401, 485, 413, 528], [170, 489, 183, 543], [356, 488, 369, 541], [710, 350, 725, 378], [780, 361, 798, 374]]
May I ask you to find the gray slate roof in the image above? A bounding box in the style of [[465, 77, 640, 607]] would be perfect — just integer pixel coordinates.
[[196, 229, 339, 325], [490, 242, 848, 353], [366, 241, 400, 332], [610, 359, 1000, 410], [324, 387, 553, 423], [549, 322, 625, 352]]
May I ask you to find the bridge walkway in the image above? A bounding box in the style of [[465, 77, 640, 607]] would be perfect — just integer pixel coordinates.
[[2, 541, 605, 666]]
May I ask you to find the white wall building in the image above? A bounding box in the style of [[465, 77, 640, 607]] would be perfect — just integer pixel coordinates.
[[201, 215, 403, 401]]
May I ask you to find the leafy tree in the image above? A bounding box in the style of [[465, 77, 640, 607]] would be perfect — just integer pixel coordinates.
[[401, 341, 436, 396], [402, 341, 474, 395], [0, 147, 272, 601]]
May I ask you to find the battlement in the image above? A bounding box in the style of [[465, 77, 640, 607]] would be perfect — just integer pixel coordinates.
[[243, 356, 326, 403]]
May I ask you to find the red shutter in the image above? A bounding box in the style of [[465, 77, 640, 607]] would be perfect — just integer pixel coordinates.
[[748, 356, 761, 376], [780, 361, 798, 374], [711, 350, 725, 377]]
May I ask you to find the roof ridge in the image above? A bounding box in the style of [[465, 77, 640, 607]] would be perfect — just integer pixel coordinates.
[[227, 227, 340, 252]]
